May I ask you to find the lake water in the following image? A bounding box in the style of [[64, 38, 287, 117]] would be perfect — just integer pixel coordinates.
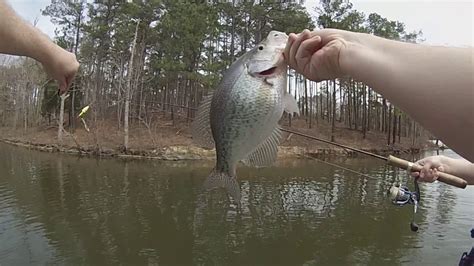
[[0, 143, 472, 265]]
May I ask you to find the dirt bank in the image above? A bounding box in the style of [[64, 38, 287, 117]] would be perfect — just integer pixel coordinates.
[[0, 119, 432, 160]]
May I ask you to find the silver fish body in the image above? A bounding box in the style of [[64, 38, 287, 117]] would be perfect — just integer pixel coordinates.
[[192, 31, 299, 203], [211, 57, 286, 174]]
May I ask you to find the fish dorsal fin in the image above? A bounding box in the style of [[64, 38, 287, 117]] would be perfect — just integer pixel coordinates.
[[283, 93, 300, 116], [242, 127, 281, 167], [191, 94, 215, 149]]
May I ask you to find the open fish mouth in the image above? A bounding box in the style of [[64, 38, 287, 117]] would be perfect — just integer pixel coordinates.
[[258, 67, 278, 76]]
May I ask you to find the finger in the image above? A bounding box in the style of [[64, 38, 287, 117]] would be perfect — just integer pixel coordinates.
[[295, 35, 322, 70], [308, 48, 326, 81], [418, 174, 434, 183], [423, 166, 438, 182], [284, 33, 297, 62], [420, 162, 432, 178], [410, 171, 420, 178], [288, 29, 311, 70], [433, 169, 440, 180], [415, 159, 425, 166]]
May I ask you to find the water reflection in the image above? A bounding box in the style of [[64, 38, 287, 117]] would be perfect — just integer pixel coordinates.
[[0, 144, 472, 265]]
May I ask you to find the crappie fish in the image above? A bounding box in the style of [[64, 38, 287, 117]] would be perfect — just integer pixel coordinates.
[[192, 30, 299, 203]]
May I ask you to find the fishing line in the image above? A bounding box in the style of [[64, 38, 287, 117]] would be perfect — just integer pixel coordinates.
[[281, 127, 387, 161], [303, 154, 376, 180]]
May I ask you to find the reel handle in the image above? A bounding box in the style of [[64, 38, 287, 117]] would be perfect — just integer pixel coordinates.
[[387, 155, 467, 189]]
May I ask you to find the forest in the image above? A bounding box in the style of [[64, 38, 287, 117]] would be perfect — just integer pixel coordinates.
[[0, 0, 430, 154]]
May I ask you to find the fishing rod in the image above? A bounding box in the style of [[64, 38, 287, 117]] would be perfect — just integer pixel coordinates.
[[281, 128, 467, 189]]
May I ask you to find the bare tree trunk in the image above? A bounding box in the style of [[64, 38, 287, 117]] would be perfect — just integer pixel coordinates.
[[387, 104, 392, 146], [309, 80, 313, 128], [117, 60, 124, 130], [392, 109, 397, 144], [304, 77, 309, 119], [230, 3, 236, 61], [348, 81, 352, 128], [382, 98, 387, 132], [58, 94, 70, 144], [319, 82, 323, 120], [22, 81, 28, 132], [338, 83, 343, 122], [398, 114, 402, 143], [288, 71, 292, 127], [325, 80, 329, 121], [412, 121, 417, 147], [314, 82, 319, 125], [331, 79, 336, 142], [363, 84, 367, 139], [124, 20, 140, 151], [376, 96, 380, 131], [367, 87, 371, 132], [70, 3, 83, 132], [353, 82, 358, 130]]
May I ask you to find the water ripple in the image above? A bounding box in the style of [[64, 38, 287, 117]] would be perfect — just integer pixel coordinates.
[[0, 145, 472, 265]]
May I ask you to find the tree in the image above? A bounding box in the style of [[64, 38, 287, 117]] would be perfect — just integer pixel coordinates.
[[0, 0, 431, 151], [124, 19, 140, 151]]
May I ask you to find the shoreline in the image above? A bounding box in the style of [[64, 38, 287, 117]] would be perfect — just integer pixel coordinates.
[[0, 137, 424, 161]]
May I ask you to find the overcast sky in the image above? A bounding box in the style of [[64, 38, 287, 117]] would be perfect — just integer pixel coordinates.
[[6, 0, 474, 47]]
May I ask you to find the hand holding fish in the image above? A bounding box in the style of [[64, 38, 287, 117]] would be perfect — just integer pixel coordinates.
[[40, 48, 79, 94], [284, 28, 356, 82], [286, 28, 474, 165]]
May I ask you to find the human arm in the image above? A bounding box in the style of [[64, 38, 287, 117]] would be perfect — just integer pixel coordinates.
[[0, 0, 79, 93], [284, 29, 474, 162], [411, 155, 474, 185]]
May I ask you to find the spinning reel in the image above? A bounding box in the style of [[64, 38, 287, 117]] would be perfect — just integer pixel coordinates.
[[388, 162, 421, 232]]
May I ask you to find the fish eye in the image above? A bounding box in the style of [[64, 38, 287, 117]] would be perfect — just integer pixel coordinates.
[[258, 46, 264, 50]]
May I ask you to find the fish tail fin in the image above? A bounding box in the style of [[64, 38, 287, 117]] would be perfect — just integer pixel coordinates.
[[203, 169, 241, 204]]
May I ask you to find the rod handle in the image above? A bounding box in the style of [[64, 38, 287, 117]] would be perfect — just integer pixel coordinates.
[[387, 155, 467, 189]]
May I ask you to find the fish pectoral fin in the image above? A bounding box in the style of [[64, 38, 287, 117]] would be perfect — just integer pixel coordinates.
[[283, 93, 300, 116], [242, 127, 281, 167], [203, 169, 241, 203], [191, 94, 215, 149]]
